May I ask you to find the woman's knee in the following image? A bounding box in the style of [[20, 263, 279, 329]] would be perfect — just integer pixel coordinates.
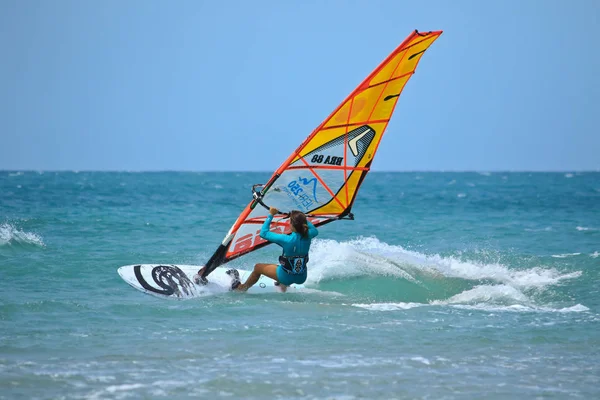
[[253, 263, 279, 281], [253, 263, 266, 274]]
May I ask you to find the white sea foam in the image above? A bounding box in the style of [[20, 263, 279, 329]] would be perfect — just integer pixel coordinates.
[[301, 288, 345, 297], [351, 299, 589, 314], [432, 285, 530, 305], [309, 237, 584, 311], [564, 173, 574, 178], [351, 302, 425, 311], [307, 238, 418, 283], [557, 304, 589, 312], [591, 252, 599, 258], [308, 237, 581, 290], [551, 253, 581, 258], [0, 223, 45, 247], [448, 303, 589, 313], [105, 383, 146, 393], [576, 226, 596, 231], [411, 356, 431, 365], [524, 227, 553, 232]]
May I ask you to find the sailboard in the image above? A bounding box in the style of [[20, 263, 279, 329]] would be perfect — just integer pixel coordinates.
[[118, 265, 296, 299], [118, 29, 443, 298]]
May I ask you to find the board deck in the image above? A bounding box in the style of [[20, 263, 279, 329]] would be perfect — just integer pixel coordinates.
[[117, 264, 303, 299]]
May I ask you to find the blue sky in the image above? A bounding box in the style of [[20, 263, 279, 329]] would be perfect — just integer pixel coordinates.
[[1, 0, 598, 171]]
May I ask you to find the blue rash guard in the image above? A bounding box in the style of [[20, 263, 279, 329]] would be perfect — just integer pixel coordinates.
[[259, 214, 318, 286]]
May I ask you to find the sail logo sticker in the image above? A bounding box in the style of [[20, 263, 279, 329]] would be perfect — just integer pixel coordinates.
[[231, 226, 285, 253], [283, 177, 318, 210], [310, 154, 343, 165], [230, 216, 321, 254], [297, 177, 318, 202], [348, 129, 371, 157]]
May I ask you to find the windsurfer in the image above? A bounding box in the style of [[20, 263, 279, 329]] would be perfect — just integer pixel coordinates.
[[229, 207, 318, 292]]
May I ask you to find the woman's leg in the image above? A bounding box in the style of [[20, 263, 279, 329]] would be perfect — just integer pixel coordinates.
[[235, 263, 279, 292]]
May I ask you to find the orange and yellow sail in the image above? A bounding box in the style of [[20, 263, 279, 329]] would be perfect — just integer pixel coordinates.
[[202, 30, 443, 275]]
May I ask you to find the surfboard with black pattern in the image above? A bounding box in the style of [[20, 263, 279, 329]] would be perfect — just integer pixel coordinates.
[[117, 264, 301, 299]]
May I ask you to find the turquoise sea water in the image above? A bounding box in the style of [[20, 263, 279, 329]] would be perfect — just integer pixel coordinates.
[[1, 171, 599, 399]]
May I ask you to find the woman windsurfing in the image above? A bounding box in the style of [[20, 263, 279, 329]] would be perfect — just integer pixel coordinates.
[[227, 207, 318, 292]]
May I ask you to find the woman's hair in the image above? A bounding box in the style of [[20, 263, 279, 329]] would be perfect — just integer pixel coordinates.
[[289, 210, 309, 238]]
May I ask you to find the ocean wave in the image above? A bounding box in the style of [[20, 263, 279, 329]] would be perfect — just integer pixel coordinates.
[[0, 223, 45, 248], [308, 237, 583, 309], [576, 226, 597, 231], [351, 302, 425, 311], [551, 253, 581, 258], [349, 301, 589, 314], [524, 227, 553, 232], [307, 239, 416, 283], [448, 303, 589, 313], [308, 237, 581, 290], [431, 284, 530, 305]]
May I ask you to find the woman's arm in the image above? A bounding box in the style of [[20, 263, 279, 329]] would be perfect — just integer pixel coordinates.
[[259, 209, 290, 246]]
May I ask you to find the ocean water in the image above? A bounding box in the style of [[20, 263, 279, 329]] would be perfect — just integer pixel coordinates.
[[1, 171, 599, 399]]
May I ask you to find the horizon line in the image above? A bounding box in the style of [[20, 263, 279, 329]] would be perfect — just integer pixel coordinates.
[[2, 169, 599, 173]]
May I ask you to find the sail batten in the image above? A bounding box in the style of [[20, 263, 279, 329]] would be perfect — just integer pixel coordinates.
[[321, 119, 391, 131], [201, 29, 442, 277]]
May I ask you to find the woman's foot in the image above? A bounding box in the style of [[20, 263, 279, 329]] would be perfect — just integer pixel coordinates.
[[194, 266, 208, 285], [274, 281, 287, 293]]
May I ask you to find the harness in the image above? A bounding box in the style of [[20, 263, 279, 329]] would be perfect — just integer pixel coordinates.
[[278, 253, 309, 275]]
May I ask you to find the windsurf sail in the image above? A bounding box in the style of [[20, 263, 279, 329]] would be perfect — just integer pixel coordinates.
[[202, 29, 442, 278]]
